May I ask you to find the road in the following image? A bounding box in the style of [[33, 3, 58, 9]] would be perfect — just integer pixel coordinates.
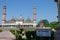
[[0, 31, 16, 40]]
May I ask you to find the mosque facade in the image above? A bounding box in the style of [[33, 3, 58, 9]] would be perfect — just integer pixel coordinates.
[[2, 2, 36, 28]]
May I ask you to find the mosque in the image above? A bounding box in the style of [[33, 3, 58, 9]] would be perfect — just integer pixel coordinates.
[[1, 2, 36, 28]]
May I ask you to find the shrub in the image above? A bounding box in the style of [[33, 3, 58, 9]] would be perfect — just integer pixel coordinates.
[[0, 30, 2, 32], [10, 30, 22, 40], [25, 31, 36, 40]]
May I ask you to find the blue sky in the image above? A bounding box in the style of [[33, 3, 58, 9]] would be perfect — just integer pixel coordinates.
[[0, 0, 58, 24]]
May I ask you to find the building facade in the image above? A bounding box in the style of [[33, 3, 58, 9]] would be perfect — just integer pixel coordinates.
[[2, 2, 36, 28]]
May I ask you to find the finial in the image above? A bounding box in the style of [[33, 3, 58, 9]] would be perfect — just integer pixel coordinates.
[[4, 0, 6, 5], [12, 16, 15, 19], [28, 16, 29, 18], [20, 14, 22, 16], [3, 0, 6, 9], [33, 5, 36, 9], [34, 0, 36, 8], [33, 0, 36, 5]]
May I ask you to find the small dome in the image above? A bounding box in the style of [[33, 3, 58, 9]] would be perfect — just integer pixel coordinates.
[[11, 18, 16, 21], [17, 16, 24, 21], [20, 16, 23, 18], [26, 17, 32, 23], [11, 16, 16, 21], [40, 20, 43, 23]]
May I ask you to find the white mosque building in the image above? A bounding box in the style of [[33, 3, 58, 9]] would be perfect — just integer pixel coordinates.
[[1, 2, 36, 28]]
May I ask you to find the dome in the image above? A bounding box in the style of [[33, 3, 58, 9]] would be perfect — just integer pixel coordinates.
[[40, 20, 43, 23], [11, 16, 16, 21], [17, 16, 24, 21], [26, 17, 32, 23]]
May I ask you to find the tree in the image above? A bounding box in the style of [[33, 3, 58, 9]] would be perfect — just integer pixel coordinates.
[[42, 19, 49, 27], [49, 21, 58, 28], [25, 31, 36, 40], [37, 19, 49, 27]]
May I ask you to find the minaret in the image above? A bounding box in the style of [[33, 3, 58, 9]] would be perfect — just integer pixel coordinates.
[[33, 5, 36, 27], [33, 5, 36, 23], [2, 1, 6, 24]]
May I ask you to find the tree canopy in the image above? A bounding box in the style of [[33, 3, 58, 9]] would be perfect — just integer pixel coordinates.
[[49, 21, 58, 28], [37, 19, 58, 28]]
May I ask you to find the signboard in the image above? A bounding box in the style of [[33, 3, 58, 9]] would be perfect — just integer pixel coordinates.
[[36, 29, 51, 37]]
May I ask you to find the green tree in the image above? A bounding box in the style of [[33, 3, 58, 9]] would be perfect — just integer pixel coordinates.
[[42, 19, 49, 27], [49, 21, 58, 28], [37, 19, 49, 27], [25, 31, 36, 40]]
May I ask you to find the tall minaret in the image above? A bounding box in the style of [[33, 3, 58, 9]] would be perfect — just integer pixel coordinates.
[[2, 1, 6, 24], [33, 5, 36, 23], [33, 5, 36, 27]]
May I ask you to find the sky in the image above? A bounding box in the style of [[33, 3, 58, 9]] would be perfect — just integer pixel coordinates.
[[0, 0, 58, 24]]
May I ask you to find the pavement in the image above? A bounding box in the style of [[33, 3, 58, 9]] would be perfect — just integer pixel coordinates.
[[0, 31, 16, 40]]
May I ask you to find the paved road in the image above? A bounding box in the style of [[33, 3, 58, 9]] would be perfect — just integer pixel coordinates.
[[0, 31, 16, 40]]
